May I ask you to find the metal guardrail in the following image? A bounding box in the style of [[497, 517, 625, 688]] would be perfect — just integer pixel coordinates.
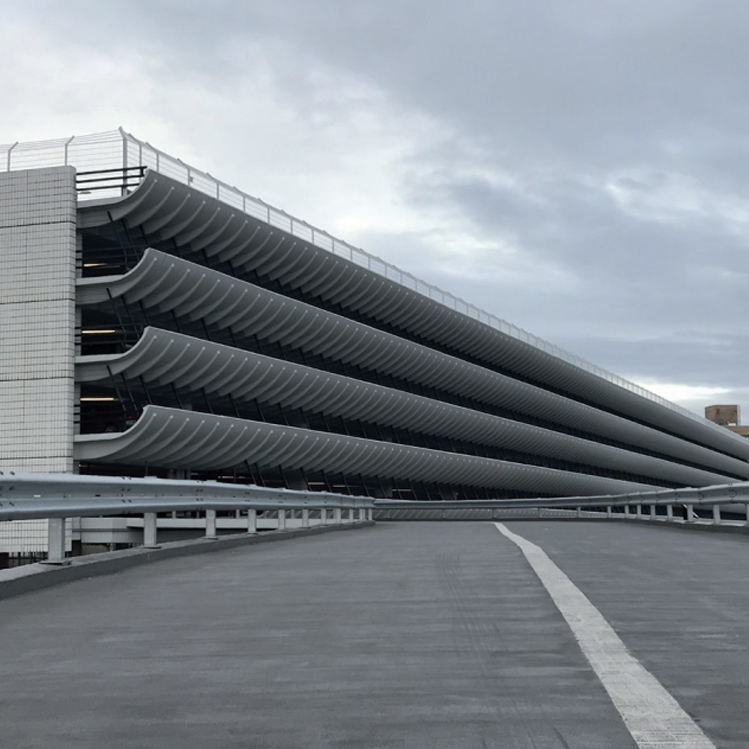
[[374, 482, 749, 526], [0, 472, 375, 564], [4, 473, 749, 567]]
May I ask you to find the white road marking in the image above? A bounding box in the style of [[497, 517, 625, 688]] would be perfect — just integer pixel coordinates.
[[494, 522, 715, 749]]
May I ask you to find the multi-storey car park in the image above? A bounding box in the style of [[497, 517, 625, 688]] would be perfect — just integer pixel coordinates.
[[2, 129, 749, 557]]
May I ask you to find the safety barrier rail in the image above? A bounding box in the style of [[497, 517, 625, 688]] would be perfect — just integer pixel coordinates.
[[373, 481, 749, 526], [0, 472, 375, 564], [4, 473, 748, 565]]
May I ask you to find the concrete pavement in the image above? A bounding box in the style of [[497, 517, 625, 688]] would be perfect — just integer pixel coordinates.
[[1, 521, 747, 747]]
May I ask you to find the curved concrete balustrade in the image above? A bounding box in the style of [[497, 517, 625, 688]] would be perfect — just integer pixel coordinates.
[[74, 405, 654, 496], [76, 327, 744, 487], [77, 170, 745, 456], [77, 251, 749, 475]]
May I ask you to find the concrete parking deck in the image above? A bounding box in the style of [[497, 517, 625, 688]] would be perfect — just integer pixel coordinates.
[[1, 521, 748, 748]]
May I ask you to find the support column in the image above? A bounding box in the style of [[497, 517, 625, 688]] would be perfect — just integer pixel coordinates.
[[45, 518, 67, 565], [205, 510, 217, 539], [0, 167, 77, 559], [143, 512, 158, 548], [247, 509, 257, 534]]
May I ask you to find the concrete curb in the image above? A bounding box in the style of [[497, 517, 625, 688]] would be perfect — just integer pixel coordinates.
[[0, 521, 376, 601]]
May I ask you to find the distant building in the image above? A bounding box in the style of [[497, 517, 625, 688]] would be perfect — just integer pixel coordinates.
[[3, 129, 749, 557], [705, 405, 749, 438]]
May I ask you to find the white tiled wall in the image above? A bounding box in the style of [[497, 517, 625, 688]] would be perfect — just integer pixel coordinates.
[[0, 166, 77, 553]]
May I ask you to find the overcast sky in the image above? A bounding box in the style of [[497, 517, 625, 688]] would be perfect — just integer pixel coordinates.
[[3, 1, 749, 418]]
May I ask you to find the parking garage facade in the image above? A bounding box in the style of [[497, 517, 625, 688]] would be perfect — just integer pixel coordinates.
[[3, 130, 749, 539]]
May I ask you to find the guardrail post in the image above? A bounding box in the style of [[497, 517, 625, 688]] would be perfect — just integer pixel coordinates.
[[143, 512, 159, 548], [636, 504, 642, 519], [624, 505, 630, 518], [687, 505, 695, 523], [205, 509, 218, 539], [650, 504, 656, 520], [45, 518, 67, 565], [320, 508, 327, 525], [606, 506, 612, 518], [358, 508, 365, 522], [367, 508, 373, 521], [712, 505, 721, 525], [334, 508, 342, 525], [666, 504, 673, 522], [745, 503, 749, 527], [278, 509, 286, 531], [576, 506, 581, 518], [302, 508, 310, 528], [247, 509, 257, 534]]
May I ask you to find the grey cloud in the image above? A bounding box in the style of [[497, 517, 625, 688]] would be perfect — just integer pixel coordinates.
[[10, 0, 749, 416]]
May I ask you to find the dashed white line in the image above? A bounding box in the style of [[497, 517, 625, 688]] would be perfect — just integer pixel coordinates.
[[494, 522, 715, 749]]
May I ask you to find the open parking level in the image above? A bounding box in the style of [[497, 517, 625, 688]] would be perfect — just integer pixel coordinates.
[[1, 522, 748, 748]]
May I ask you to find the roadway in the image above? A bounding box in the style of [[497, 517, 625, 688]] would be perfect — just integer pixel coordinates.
[[1, 521, 748, 748]]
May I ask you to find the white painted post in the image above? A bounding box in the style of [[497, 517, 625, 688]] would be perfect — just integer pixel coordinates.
[[277, 509, 286, 530], [687, 505, 695, 523], [745, 503, 749, 527], [666, 504, 673, 522], [650, 505, 656, 520], [205, 509, 217, 539], [334, 508, 342, 525], [576, 506, 582, 518], [624, 505, 630, 518], [302, 509, 310, 528], [367, 508, 373, 521], [46, 518, 67, 564], [359, 508, 365, 522], [636, 504, 642, 519], [143, 512, 159, 548], [712, 505, 721, 525], [247, 509, 257, 534], [320, 508, 327, 526], [606, 506, 612, 518]]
